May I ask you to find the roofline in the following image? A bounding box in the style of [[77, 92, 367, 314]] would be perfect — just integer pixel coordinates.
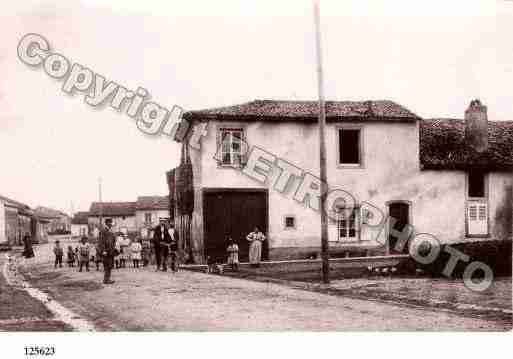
[[183, 113, 419, 122]]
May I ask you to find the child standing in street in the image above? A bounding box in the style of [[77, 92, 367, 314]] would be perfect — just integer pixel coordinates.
[[67, 245, 75, 267], [130, 239, 142, 268], [53, 240, 64, 268], [78, 236, 91, 272], [226, 238, 239, 271]]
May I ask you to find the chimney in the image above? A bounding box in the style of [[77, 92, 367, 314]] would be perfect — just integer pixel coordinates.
[[464, 99, 488, 152]]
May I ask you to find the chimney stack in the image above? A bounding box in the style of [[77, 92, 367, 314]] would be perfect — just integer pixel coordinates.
[[464, 99, 488, 153]]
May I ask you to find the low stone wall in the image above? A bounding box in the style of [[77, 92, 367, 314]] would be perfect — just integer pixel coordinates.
[[269, 245, 387, 261], [184, 254, 409, 273]]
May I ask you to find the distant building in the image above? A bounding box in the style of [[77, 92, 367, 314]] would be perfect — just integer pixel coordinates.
[[71, 211, 89, 237], [135, 196, 170, 239], [34, 206, 71, 234], [88, 202, 137, 235], [0, 195, 41, 246]]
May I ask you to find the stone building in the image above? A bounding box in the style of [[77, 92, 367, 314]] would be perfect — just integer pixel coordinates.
[[71, 211, 89, 237], [88, 202, 137, 236], [34, 206, 71, 234], [135, 196, 170, 239], [168, 99, 512, 263], [0, 195, 42, 246]]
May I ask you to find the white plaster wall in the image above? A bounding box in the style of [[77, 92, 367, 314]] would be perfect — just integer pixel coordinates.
[[196, 120, 512, 253], [0, 201, 6, 244], [71, 224, 88, 237], [88, 216, 136, 233], [198, 120, 421, 249], [488, 171, 513, 241], [135, 210, 169, 229]]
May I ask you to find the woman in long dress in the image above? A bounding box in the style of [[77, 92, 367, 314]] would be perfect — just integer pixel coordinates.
[[22, 233, 35, 259], [246, 227, 265, 267]]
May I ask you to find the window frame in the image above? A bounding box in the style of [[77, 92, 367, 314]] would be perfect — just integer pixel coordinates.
[[216, 126, 246, 168], [283, 215, 297, 230], [465, 171, 489, 237], [335, 206, 361, 242], [467, 170, 487, 199], [336, 125, 364, 168]]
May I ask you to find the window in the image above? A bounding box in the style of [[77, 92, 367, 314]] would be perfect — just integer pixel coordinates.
[[468, 170, 485, 198], [219, 128, 244, 166], [467, 201, 488, 236], [144, 212, 152, 224], [338, 128, 361, 165], [336, 207, 359, 241], [284, 215, 296, 229], [466, 171, 488, 236]]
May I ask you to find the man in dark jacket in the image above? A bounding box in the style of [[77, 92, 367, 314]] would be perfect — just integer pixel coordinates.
[[97, 220, 116, 284], [152, 219, 169, 271]]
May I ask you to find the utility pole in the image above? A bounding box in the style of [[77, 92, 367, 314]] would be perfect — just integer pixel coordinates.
[[313, 0, 330, 284], [98, 177, 103, 231]]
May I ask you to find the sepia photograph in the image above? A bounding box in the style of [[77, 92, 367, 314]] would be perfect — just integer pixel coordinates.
[[0, 0, 512, 357]]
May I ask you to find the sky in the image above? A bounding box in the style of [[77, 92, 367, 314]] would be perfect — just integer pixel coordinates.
[[1, 0, 512, 214]]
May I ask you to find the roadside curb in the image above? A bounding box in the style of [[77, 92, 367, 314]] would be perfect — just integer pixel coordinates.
[[2, 253, 96, 332]]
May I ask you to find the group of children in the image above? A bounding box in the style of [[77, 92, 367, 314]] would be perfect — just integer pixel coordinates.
[[52, 234, 151, 272], [53, 234, 242, 275], [206, 237, 240, 274]]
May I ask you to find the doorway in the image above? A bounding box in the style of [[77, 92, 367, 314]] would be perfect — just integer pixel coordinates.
[[388, 201, 410, 254], [203, 189, 268, 262]]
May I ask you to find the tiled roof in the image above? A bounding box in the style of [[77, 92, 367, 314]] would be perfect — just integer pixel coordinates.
[[0, 195, 30, 210], [184, 99, 419, 122], [420, 119, 513, 170], [135, 196, 169, 210], [89, 202, 136, 217], [34, 206, 68, 218]]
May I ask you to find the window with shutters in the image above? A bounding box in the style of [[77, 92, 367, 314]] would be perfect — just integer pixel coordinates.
[[466, 171, 488, 236], [467, 201, 488, 236]]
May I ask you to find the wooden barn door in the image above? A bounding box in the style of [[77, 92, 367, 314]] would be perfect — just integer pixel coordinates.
[[204, 190, 268, 262]]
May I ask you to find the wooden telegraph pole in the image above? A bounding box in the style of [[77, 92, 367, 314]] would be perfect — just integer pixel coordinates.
[[313, 0, 330, 284], [98, 177, 103, 231]]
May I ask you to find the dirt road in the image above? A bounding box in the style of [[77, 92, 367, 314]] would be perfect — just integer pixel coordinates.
[[11, 241, 511, 331]]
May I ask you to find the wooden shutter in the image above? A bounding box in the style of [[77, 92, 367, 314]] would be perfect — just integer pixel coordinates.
[[467, 201, 487, 236]]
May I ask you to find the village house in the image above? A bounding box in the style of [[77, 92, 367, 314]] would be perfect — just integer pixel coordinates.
[[168, 99, 512, 264], [88, 201, 137, 236], [135, 196, 170, 239], [0, 195, 50, 246], [34, 206, 71, 234], [71, 211, 89, 237]]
